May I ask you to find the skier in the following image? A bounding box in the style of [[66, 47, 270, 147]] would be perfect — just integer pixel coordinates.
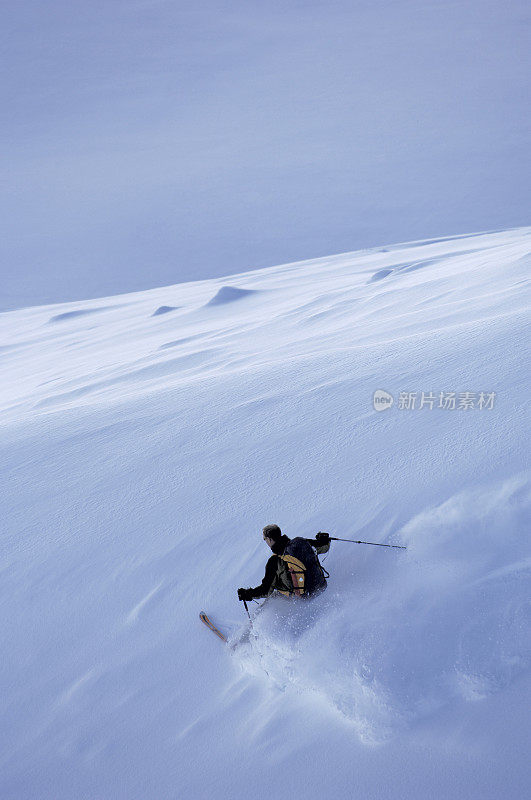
[[237, 524, 331, 601]]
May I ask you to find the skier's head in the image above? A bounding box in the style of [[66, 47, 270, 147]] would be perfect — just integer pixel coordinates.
[[263, 524, 282, 548]]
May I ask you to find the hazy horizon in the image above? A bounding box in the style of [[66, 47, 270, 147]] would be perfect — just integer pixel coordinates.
[[2, 0, 530, 310]]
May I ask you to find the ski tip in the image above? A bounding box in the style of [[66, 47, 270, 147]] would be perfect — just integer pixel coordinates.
[[199, 611, 228, 642]]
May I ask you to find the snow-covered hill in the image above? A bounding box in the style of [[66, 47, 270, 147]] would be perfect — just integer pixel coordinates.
[[1, 228, 530, 799]]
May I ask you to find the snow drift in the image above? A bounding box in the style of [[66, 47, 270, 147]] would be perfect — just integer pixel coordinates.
[[0, 228, 529, 799]]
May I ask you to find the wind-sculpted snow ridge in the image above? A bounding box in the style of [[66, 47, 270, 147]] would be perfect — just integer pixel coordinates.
[[206, 285, 257, 305], [234, 474, 530, 744], [0, 227, 530, 800], [47, 305, 116, 323], [151, 305, 180, 316]]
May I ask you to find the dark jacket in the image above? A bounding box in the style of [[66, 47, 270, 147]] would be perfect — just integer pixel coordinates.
[[248, 535, 330, 599]]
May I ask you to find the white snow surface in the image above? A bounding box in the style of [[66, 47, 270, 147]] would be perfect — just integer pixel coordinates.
[[1, 227, 530, 799]]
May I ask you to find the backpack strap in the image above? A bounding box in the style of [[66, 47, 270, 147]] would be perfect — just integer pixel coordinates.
[[280, 554, 306, 596]]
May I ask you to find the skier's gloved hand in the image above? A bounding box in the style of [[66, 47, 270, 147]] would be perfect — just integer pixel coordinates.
[[237, 587, 254, 602], [315, 531, 330, 545]]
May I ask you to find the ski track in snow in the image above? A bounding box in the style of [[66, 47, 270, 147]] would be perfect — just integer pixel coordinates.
[[0, 227, 530, 800]]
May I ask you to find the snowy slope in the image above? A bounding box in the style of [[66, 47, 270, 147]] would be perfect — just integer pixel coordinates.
[[1, 228, 530, 799]]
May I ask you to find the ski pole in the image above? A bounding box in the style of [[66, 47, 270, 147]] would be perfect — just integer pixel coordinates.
[[243, 599, 253, 624], [330, 537, 406, 550]]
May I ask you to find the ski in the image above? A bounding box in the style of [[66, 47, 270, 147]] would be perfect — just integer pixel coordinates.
[[199, 611, 228, 642]]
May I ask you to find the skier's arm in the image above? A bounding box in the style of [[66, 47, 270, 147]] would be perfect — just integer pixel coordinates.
[[248, 554, 279, 598]]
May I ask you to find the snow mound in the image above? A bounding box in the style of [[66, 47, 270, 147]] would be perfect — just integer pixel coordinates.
[[206, 285, 257, 305], [152, 305, 180, 316], [47, 307, 111, 323]]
